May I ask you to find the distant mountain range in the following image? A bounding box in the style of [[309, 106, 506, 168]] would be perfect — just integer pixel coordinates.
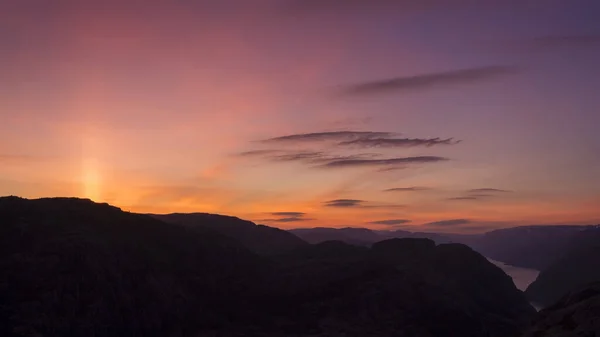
[[289, 225, 597, 271], [1, 196, 537, 337], [1, 196, 598, 336], [290, 224, 600, 312]]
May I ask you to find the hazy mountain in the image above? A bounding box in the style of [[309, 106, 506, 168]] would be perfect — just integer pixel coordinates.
[[154, 213, 307, 255], [525, 226, 600, 308], [0, 197, 538, 337], [463, 225, 594, 270], [521, 282, 600, 337]]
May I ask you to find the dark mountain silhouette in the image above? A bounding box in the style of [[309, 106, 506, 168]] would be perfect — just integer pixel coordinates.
[[289, 227, 457, 246], [521, 282, 600, 337], [0, 197, 537, 336], [153, 213, 307, 255], [290, 227, 383, 246], [0, 196, 270, 337], [525, 226, 600, 308], [465, 225, 593, 270], [273, 238, 536, 337]]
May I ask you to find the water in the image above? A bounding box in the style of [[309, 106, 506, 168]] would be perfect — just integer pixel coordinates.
[[488, 258, 540, 291]]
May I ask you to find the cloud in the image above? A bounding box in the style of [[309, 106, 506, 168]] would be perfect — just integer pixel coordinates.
[[368, 219, 412, 225], [263, 217, 315, 223], [261, 131, 397, 143], [324, 199, 364, 207], [271, 212, 306, 217], [259, 211, 314, 223], [323, 199, 405, 209], [425, 219, 471, 227], [447, 196, 481, 201], [338, 66, 518, 96], [467, 188, 511, 193], [529, 34, 600, 50], [322, 156, 448, 168], [384, 187, 430, 192], [237, 149, 284, 157], [339, 137, 461, 148]]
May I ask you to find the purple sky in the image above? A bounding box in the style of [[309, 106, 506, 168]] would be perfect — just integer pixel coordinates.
[[1, 0, 599, 232]]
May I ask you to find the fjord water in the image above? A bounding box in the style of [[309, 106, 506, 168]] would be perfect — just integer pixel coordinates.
[[488, 259, 539, 291]]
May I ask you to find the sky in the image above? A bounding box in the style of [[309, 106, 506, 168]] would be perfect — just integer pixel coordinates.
[[1, 0, 600, 233]]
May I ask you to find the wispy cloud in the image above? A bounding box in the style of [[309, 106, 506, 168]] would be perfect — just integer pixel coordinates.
[[384, 187, 430, 192], [237, 149, 284, 157], [259, 211, 315, 223], [322, 156, 448, 168], [339, 137, 461, 148], [467, 188, 511, 193], [270, 212, 306, 217], [261, 217, 315, 223], [324, 199, 364, 207], [338, 66, 518, 96], [425, 219, 471, 227], [323, 199, 405, 209], [261, 131, 396, 143], [447, 196, 481, 201], [368, 219, 412, 225]]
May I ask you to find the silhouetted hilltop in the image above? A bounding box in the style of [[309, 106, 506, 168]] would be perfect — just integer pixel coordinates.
[[290, 227, 383, 246], [0, 197, 537, 337], [272, 238, 535, 337], [289, 227, 457, 246], [521, 282, 600, 337], [0, 196, 269, 337], [525, 226, 600, 308], [154, 213, 307, 255]]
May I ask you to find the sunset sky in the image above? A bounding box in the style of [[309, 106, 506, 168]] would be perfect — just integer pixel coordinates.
[[2, 0, 599, 233]]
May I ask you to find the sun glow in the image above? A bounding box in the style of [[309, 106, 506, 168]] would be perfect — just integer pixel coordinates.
[[82, 157, 102, 201]]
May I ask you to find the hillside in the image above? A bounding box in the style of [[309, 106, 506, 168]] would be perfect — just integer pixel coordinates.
[[525, 227, 600, 307], [521, 282, 600, 337], [154, 213, 307, 255]]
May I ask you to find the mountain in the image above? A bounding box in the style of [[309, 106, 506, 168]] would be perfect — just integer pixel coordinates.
[[521, 282, 600, 337], [525, 226, 600, 308], [0, 196, 270, 337], [289, 227, 383, 246], [0, 197, 537, 337], [289, 227, 457, 246], [272, 238, 536, 337], [464, 225, 593, 270], [154, 213, 307, 255]]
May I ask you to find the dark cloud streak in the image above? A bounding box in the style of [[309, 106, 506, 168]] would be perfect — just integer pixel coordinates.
[[261, 131, 397, 143], [384, 187, 430, 192], [338, 66, 518, 97], [368, 219, 412, 225], [322, 156, 448, 168], [339, 137, 460, 148], [425, 219, 471, 227]]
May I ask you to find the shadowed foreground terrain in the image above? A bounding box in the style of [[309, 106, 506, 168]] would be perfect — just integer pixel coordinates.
[[521, 282, 600, 337], [0, 197, 538, 337], [525, 227, 600, 308]]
